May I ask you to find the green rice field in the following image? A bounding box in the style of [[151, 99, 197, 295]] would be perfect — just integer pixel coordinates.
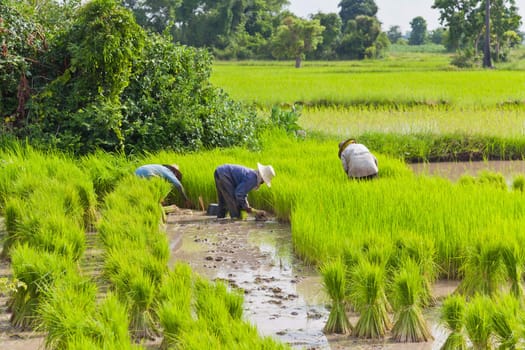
[[3, 52, 525, 348]]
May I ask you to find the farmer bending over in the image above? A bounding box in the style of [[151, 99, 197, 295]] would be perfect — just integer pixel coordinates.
[[338, 138, 378, 180], [135, 164, 191, 207], [214, 163, 275, 219]]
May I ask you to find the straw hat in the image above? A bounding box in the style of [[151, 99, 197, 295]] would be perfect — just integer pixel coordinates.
[[164, 164, 182, 181], [338, 138, 356, 158], [257, 163, 276, 187]]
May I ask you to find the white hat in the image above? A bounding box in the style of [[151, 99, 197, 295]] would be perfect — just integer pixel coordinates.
[[257, 163, 275, 187]]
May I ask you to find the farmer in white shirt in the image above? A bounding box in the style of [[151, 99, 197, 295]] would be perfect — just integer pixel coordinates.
[[338, 138, 378, 180]]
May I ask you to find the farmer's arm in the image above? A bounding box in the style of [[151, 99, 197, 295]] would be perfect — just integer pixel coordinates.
[[161, 168, 189, 200], [235, 175, 258, 211]]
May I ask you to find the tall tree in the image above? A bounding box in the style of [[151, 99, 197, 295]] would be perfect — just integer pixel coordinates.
[[310, 12, 342, 59], [483, 0, 492, 67], [336, 15, 386, 59], [409, 16, 428, 45], [433, 0, 520, 60], [270, 16, 324, 68], [338, 0, 378, 26], [387, 25, 403, 44], [120, 0, 183, 33]]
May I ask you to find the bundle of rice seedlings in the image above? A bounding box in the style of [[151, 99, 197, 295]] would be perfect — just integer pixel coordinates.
[[214, 281, 244, 320], [86, 293, 132, 347], [500, 242, 525, 301], [440, 295, 467, 350], [157, 263, 193, 349], [321, 259, 352, 334], [491, 294, 522, 350], [158, 298, 192, 350], [512, 175, 525, 192], [464, 294, 493, 350], [1, 196, 26, 257], [193, 278, 236, 345], [30, 213, 86, 262], [10, 244, 75, 330], [390, 232, 438, 307], [119, 267, 158, 341], [390, 259, 433, 342], [457, 240, 505, 297], [349, 260, 391, 339], [38, 274, 97, 349]]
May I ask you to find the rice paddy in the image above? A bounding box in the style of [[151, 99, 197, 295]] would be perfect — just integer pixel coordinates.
[[3, 52, 525, 348]]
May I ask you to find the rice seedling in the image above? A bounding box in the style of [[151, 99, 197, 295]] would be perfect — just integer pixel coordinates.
[[389, 232, 438, 307], [38, 274, 97, 349], [10, 244, 75, 330], [500, 241, 525, 301], [457, 239, 506, 297], [464, 294, 494, 350], [440, 294, 467, 350], [512, 175, 525, 192], [123, 268, 158, 341], [390, 258, 433, 342], [349, 260, 391, 339], [157, 264, 194, 350], [86, 293, 133, 348], [491, 293, 522, 350], [79, 150, 133, 200], [1, 196, 27, 257], [321, 259, 352, 335]]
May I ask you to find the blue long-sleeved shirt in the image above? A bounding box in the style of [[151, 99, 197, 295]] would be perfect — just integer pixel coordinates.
[[135, 164, 187, 199], [214, 164, 259, 209]]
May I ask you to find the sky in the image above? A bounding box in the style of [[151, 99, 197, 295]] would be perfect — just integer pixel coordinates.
[[287, 0, 525, 33]]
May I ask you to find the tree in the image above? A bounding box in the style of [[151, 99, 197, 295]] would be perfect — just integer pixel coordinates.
[[309, 12, 342, 59], [336, 15, 386, 59], [120, 0, 183, 33], [338, 0, 378, 26], [433, 0, 521, 62], [270, 16, 324, 68], [483, 0, 492, 67], [387, 25, 403, 44], [429, 27, 446, 45], [409, 16, 428, 45]]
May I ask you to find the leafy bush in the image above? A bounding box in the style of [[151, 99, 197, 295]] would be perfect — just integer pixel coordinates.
[[2, 0, 265, 155]]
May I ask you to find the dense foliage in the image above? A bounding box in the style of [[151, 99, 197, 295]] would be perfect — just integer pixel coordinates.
[[1, 0, 263, 155]]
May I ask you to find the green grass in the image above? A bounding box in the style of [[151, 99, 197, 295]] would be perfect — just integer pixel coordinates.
[[211, 60, 525, 109]]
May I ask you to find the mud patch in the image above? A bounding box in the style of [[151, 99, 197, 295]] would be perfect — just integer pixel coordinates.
[[166, 210, 330, 349], [166, 210, 456, 350]]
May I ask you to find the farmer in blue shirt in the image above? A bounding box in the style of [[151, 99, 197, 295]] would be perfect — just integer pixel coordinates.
[[135, 164, 190, 206], [214, 163, 275, 219]]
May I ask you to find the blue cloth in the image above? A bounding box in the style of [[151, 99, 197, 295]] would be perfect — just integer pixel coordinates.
[[135, 164, 186, 199], [214, 164, 259, 218]]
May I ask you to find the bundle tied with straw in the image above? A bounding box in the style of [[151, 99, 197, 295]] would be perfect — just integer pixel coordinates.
[[390, 259, 433, 342], [321, 259, 352, 334], [349, 260, 391, 339], [440, 295, 467, 350]]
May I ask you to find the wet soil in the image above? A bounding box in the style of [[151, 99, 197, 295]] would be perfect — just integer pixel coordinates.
[[166, 209, 458, 350]]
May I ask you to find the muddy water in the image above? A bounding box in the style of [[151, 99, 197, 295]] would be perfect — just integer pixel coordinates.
[[166, 210, 454, 350], [410, 160, 525, 183]]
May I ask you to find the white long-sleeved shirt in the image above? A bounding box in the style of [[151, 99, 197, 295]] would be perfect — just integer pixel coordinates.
[[340, 143, 378, 178]]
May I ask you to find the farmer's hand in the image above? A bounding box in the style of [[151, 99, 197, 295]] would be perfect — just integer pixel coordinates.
[[184, 199, 193, 208]]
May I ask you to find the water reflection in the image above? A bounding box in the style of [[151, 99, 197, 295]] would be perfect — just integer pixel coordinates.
[[410, 160, 525, 183]]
